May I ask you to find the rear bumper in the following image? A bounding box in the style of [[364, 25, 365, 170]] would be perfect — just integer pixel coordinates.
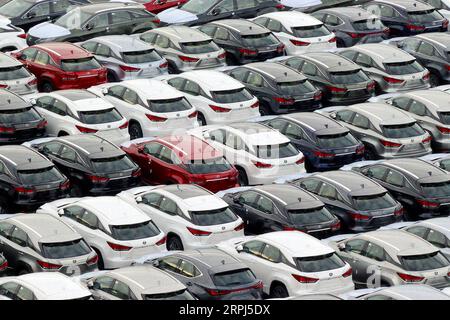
[[291, 281, 354, 297], [380, 148, 432, 159]]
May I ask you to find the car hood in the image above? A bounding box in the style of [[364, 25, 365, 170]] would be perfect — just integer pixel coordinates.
[[157, 8, 198, 24], [28, 22, 71, 39]]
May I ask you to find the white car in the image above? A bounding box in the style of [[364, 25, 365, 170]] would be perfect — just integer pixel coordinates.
[[117, 184, 245, 251], [188, 122, 306, 185], [157, 70, 260, 126], [0, 17, 27, 52], [90, 79, 198, 140], [37, 196, 167, 269], [0, 273, 92, 300], [30, 89, 130, 145], [217, 231, 354, 298], [252, 11, 336, 56], [0, 52, 37, 95]]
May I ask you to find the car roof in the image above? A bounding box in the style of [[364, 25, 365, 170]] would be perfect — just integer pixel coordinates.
[[152, 26, 210, 43], [0, 52, 22, 67], [378, 158, 449, 180], [122, 79, 184, 100], [47, 91, 113, 112], [375, 284, 450, 300], [0, 90, 30, 110], [79, 2, 144, 14], [350, 43, 415, 63], [253, 184, 320, 206], [160, 184, 211, 200], [90, 35, 153, 53], [415, 33, 450, 49], [33, 42, 92, 61], [348, 103, 415, 126], [283, 112, 348, 134], [176, 70, 245, 92], [57, 135, 124, 158], [177, 248, 243, 268], [52, 89, 98, 102], [228, 122, 290, 146], [0, 145, 51, 171], [301, 52, 359, 72], [402, 90, 450, 112], [369, 0, 433, 11], [312, 170, 386, 195], [260, 11, 322, 27], [158, 135, 223, 162], [210, 19, 269, 35], [318, 7, 376, 20], [244, 62, 306, 82]]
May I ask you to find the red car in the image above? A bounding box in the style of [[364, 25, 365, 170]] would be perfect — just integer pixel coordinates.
[[122, 135, 239, 193], [135, 0, 189, 14], [12, 42, 107, 92]]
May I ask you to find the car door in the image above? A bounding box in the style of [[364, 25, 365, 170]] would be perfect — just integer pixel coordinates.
[[315, 181, 345, 217], [370, 4, 404, 34], [230, 190, 259, 229], [24, 49, 51, 80], [252, 194, 281, 233], [149, 145, 181, 184], [80, 13, 111, 41], [206, 0, 236, 22], [20, 0, 51, 31], [338, 238, 369, 285], [381, 169, 414, 207], [235, 0, 259, 19], [34, 96, 70, 136], [0, 282, 20, 300], [237, 240, 265, 275], [109, 10, 134, 35], [61, 205, 103, 245], [1, 225, 37, 268], [358, 241, 395, 288], [134, 142, 163, 183], [141, 194, 184, 235], [300, 60, 325, 90], [266, 118, 311, 157], [91, 276, 121, 300], [53, 145, 86, 184]]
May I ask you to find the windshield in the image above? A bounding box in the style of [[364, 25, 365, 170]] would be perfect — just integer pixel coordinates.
[[329, 69, 369, 84], [189, 207, 238, 226], [288, 207, 335, 225], [381, 122, 425, 139], [438, 112, 450, 125], [147, 97, 192, 113], [295, 252, 345, 272], [185, 157, 232, 174], [400, 251, 449, 271], [384, 60, 424, 75], [421, 181, 450, 198], [408, 9, 443, 23], [121, 49, 161, 64], [292, 24, 330, 38], [317, 132, 358, 148], [143, 289, 195, 300], [60, 57, 101, 72], [55, 9, 92, 30], [78, 108, 122, 124], [352, 193, 397, 211], [18, 166, 64, 185], [241, 32, 279, 47], [91, 155, 136, 174], [352, 18, 385, 31], [212, 269, 256, 287], [0, 66, 31, 80], [110, 221, 160, 241], [277, 80, 316, 96], [181, 0, 216, 14], [40, 239, 91, 259], [180, 40, 219, 54], [255, 142, 299, 159], [211, 88, 253, 104], [0, 0, 33, 17], [0, 107, 41, 124]]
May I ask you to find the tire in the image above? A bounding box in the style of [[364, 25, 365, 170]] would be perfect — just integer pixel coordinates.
[[167, 62, 179, 74], [304, 158, 314, 173], [0, 199, 8, 214], [17, 265, 31, 275], [107, 70, 118, 83], [93, 249, 105, 270], [364, 146, 378, 160], [41, 81, 54, 93], [259, 103, 270, 116], [71, 184, 83, 197], [336, 39, 346, 48], [270, 283, 289, 298], [429, 72, 440, 88], [226, 53, 239, 66], [58, 131, 69, 137], [197, 113, 207, 126], [167, 235, 184, 251], [237, 167, 249, 186], [128, 122, 143, 140]]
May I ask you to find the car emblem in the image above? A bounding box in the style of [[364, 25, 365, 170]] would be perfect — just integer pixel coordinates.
[[107, 125, 111, 129], [411, 139, 414, 143], [16, 81, 20, 84], [284, 160, 287, 164], [176, 113, 180, 117], [207, 54, 211, 58], [412, 75, 416, 79], [435, 271, 439, 275], [222, 226, 226, 231], [73, 260, 77, 264], [143, 241, 147, 245], [329, 272, 333, 277]]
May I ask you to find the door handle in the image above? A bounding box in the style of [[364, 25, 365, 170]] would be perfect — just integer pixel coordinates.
[[106, 27, 110, 32]]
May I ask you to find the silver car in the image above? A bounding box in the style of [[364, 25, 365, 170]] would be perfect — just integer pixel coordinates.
[[339, 43, 430, 93], [139, 26, 226, 74], [325, 103, 432, 159], [80, 35, 169, 82], [0, 52, 37, 95], [330, 230, 450, 289]]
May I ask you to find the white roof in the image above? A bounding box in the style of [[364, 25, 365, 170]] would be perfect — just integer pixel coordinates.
[[244, 129, 290, 146], [122, 79, 184, 100], [176, 70, 245, 92], [258, 11, 323, 28], [180, 195, 228, 211]]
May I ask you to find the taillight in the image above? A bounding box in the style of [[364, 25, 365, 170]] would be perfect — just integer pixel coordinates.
[[27, 78, 37, 86], [406, 23, 425, 31], [131, 168, 141, 177], [290, 39, 310, 46], [274, 97, 295, 105], [156, 236, 167, 246], [87, 255, 98, 266], [314, 151, 335, 159], [438, 126, 450, 134], [159, 61, 168, 69], [296, 157, 305, 165], [313, 91, 322, 101], [119, 65, 141, 72], [383, 76, 404, 84], [218, 52, 226, 59], [88, 175, 110, 183], [356, 145, 365, 155], [443, 19, 449, 29], [380, 139, 402, 148], [350, 212, 370, 221], [234, 222, 245, 232], [275, 3, 285, 9], [423, 72, 430, 81], [107, 242, 132, 251], [188, 111, 198, 118], [17, 33, 26, 39], [394, 207, 404, 216], [326, 86, 347, 94], [342, 267, 352, 278], [252, 160, 273, 169], [292, 274, 319, 283], [119, 121, 129, 130], [0, 126, 14, 133], [75, 125, 98, 133], [328, 37, 337, 43], [209, 105, 231, 113], [60, 180, 70, 191], [367, 81, 376, 91], [0, 260, 7, 271], [187, 227, 212, 236], [178, 55, 199, 63], [422, 136, 432, 144], [250, 101, 259, 109], [331, 221, 341, 231], [347, 32, 364, 39], [416, 199, 439, 209], [238, 48, 257, 56], [205, 281, 263, 296], [383, 28, 390, 35], [37, 260, 62, 270], [0, 84, 7, 89], [152, 18, 161, 24], [146, 114, 167, 122], [37, 120, 47, 129], [283, 226, 297, 231], [397, 272, 424, 282], [15, 186, 34, 194]]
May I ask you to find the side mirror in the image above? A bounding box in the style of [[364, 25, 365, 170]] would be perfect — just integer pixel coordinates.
[[236, 244, 244, 252], [203, 132, 211, 140], [135, 196, 143, 203], [137, 146, 145, 154], [85, 23, 94, 31], [86, 280, 94, 289], [101, 87, 108, 95], [151, 260, 160, 267], [27, 11, 36, 19], [329, 112, 337, 119], [338, 243, 346, 251], [211, 8, 221, 16], [29, 98, 36, 105], [57, 209, 64, 217]]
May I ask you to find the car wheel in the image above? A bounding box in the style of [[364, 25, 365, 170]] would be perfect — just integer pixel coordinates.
[[364, 146, 378, 160], [237, 168, 249, 186], [107, 70, 118, 83], [429, 72, 440, 88], [41, 81, 54, 93], [270, 283, 288, 298], [71, 184, 83, 197], [167, 62, 179, 74], [0, 199, 8, 214], [197, 113, 207, 126], [226, 53, 238, 66], [129, 122, 143, 140], [304, 158, 314, 173], [93, 249, 104, 270], [17, 265, 31, 275], [167, 235, 184, 251], [259, 103, 270, 116]]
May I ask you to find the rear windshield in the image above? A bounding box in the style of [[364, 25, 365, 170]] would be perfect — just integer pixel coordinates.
[[400, 251, 449, 271], [189, 207, 238, 226], [352, 192, 397, 211], [110, 221, 160, 241], [60, 57, 101, 72], [78, 108, 122, 124], [408, 9, 443, 23], [421, 181, 450, 198], [288, 207, 335, 225], [438, 112, 450, 125], [211, 88, 253, 104], [381, 122, 424, 139], [121, 49, 161, 64], [295, 252, 345, 272], [40, 239, 91, 259], [180, 40, 219, 54], [0, 66, 30, 80], [18, 166, 64, 185], [292, 24, 330, 38], [147, 97, 192, 113], [91, 155, 136, 174], [212, 268, 256, 287], [255, 142, 299, 159], [241, 32, 279, 47], [277, 80, 316, 96], [384, 60, 424, 75], [316, 132, 358, 148], [0, 107, 41, 124], [352, 18, 385, 31], [185, 157, 232, 174], [143, 289, 195, 300], [329, 69, 369, 84]]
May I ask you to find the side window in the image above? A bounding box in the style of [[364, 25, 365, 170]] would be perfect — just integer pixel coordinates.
[[266, 119, 287, 132], [364, 242, 386, 262], [401, 38, 421, 52], [385, 169, 405, 187], [243, 240, 265, 256], [417, 41, 436, 57], [261, 243, 283, 263], [301, 61, 319, 76], [318, 182, 338, 200], [16, 286, 35, 301], [0, 222, 13, 238], [20, 48, 38, 61], [284, 58, 303, 71], [351, 113, 370, 129], [199, 25, 217, 37], [379, 5, 400, 18], [406, 226, 429, 238], [158, 146, 176, 164], [144, 142, 163, 156], [246, 71, 264, 87], [159, 257, 181, 273], [167, 77, 185, 91], [140, 32, 157, 44], [238, 191, 259, 206], [183, 80, 201, 96], [408, 99, 428, 116], [81, 41, 98, 53], [110, 280, 133, 300], [52, 99, 69, 116], [28, 1, 51, 17], [335, 110, 355, 123], [93, 276, 115, 293], [229, 68, 248, 82], [34, 50, 50, 65], [355, 53, 373, 68], [141, 192, 163, 208], [95, 43, 112, 57], [209, 129, 226, 144], [0, 161, 7, 175], [110, 10, 131, 24], [324, 14, 343, 26], [52, 0, 72, 13], [122, 88, 139, 105], [215, 27, 230, 41], [345, 239, 367, 254], [366, 166, 388, 180], [107, 85, 126, 99], [236, 0, 256, 10], [59, 145, 77, 163], [0, 282, 20, 300], [10, 227, 29, 247], [253, 17, 268, 27], [64, 206, 100, 229], [87, 13, 109, 29], [422, 0, 443, 9], [158, 197, 181, 216], [255, 195, 275, 214], [298, 179, 322, 193], [225, 132, 246, 151], [213, 0, 235, 13], [391, 97, 411, 111], [155, 35, 170, 48], [179, 260, 201, 277], [284, 122, 305, 140], [426, 229, 448, 248], [266, 19, 282, 32], [340, 50, 357, 61]]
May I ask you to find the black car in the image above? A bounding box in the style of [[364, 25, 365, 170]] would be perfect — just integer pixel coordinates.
[[221, 184, 341, 238], [0, 90, 46, 144], [226, 62, 322, 115], [262, 112, 364, 171], [398, 33, 450, 86], [353, 158, 450, 220], [0, 0, 89, 31], [293, 170, 404, 231], [0, 145, 70, 213], [28, 134, 141, 196], [0, 254, 7, 276], [198, 19, 285, 65], [362, 0, 448, 36], [279, 52, 375, 105], [150, 248, 263, 300], [26, 2, 160, 45], [292, 0, 373, 13]]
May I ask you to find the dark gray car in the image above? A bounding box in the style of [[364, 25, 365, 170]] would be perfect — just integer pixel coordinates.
[[0, 254, 7, 276]]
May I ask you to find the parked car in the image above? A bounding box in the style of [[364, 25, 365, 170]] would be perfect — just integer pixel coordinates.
[[117, 184, 245, 251], [138, 0, 189, 14], [339, 44, 431, 93], [346, 284, 450, 300], [0, 254, 8, 276], [80, 35, 168, 82], [252, 11, 336, 55], [0, 213, 98, 275], [0, 52, 37, 95], [12, 42, 107, 92], [217, 231, 354, 298], [188, 122, 306, 185], [278, 53, 375, 105], [198, 19, 285, 65], [220, 184, 341, 237], [121, 135, 239, 193], [38, 196, 166, 269], [26, 135, 141, 196], [311, 7, 389, 47], [139, 26, 226, 74], [160, 70, 260, 124], [226, 62, 322, 115], [0, 17, 27, 52]]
